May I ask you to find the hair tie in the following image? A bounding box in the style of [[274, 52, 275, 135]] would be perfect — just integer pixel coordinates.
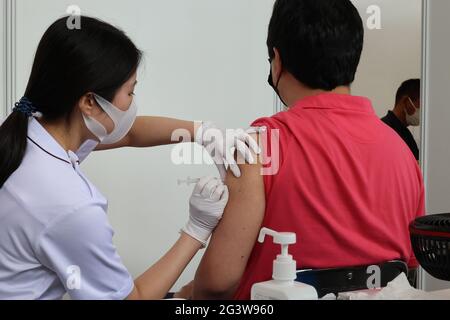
[[13, 97, 40, 118]]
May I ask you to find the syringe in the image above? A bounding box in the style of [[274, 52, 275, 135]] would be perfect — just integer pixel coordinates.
[[177, 177, 201, 186]]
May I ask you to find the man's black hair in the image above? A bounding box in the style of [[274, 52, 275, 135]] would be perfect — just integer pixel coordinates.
[[396, 79, 421, 105], [267, 0, 364, 91]]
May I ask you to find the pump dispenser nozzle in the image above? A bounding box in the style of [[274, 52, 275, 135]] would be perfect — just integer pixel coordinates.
[[252, 228, 318, 300], [258, 228, 297, 281]]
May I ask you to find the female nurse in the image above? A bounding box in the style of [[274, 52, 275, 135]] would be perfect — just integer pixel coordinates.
[[0, 16, 258, 300]]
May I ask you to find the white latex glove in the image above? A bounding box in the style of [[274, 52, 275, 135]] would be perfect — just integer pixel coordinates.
[[195, 121, 262, 180], [182, 175, 229, 247]]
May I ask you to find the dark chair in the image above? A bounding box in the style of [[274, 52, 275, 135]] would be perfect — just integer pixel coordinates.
[[296, 260, 408, 298]]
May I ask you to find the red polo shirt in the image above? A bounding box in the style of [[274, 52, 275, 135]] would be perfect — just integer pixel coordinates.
[[234, 93, 425, 300]]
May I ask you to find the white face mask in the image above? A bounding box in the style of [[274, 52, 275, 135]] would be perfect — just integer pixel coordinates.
[[405, 97, 420, 127], [82, 94, 138, 145]]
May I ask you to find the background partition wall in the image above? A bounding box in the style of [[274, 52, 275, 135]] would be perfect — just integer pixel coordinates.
[[421, 0, 450, 291], [1, 1, 7, 118], [351, 0, 422, 143], [2, 0, 15, 117]]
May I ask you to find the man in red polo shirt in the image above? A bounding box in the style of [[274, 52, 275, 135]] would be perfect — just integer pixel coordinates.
[[192, 0, 425, 300]]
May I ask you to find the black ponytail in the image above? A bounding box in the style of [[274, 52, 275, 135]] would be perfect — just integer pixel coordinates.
[[0, 112, 29, 187], [0, 16, 142, 188]]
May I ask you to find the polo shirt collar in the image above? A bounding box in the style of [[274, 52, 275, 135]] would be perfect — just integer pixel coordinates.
[[290, 92, 375, 115]]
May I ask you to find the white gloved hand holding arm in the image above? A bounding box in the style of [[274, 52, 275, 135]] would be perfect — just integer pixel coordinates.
[[182, 176, 229, 247], [195, 121, 261, 181]]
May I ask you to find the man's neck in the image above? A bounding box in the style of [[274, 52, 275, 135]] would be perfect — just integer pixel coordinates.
[[283, 83, 351, 108], [392, 107, 408, 127]]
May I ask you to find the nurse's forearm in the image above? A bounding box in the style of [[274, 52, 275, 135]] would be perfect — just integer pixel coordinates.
[[128, 116, 197, 147], [96, 117, 198, 151], [127, 232, 202, 300]]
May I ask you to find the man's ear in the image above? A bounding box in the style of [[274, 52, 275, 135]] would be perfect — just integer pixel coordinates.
[[78, 93, 98, 116], [403, 96, 415, 115], [272, 48, 283, 82]]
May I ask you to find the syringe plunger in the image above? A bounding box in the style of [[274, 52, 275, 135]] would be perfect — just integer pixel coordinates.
[[177, 177, 201, 186]]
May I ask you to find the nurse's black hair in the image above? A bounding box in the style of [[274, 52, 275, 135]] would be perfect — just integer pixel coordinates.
[[267, 0, 364, 91], [0, 16, 142, 188]]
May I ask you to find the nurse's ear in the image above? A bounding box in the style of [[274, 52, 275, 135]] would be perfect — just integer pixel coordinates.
[[77, 93, 114, 134], [78, 93, 100, 117]]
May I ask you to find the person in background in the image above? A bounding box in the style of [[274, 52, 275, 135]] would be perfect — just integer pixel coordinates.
[[382, 79, 421, 161]]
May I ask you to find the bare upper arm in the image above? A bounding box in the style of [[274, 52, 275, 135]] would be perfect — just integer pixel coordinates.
[[193, 134, 266, 299]]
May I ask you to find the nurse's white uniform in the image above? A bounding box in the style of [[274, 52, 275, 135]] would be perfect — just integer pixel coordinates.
[[0, 118, 134, 300]]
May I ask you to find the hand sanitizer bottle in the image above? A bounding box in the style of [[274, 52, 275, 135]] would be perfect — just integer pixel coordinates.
[[251, 228, 318, 300]]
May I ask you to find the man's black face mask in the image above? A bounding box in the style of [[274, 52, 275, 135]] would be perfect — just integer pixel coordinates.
[[268, 58, 287, 107]]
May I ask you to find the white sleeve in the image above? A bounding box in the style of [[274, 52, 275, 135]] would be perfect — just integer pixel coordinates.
[[36, 204, 134, 300]]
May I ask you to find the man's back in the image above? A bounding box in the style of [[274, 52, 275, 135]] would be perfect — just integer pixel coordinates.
[[233, 93, 425, 299]]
